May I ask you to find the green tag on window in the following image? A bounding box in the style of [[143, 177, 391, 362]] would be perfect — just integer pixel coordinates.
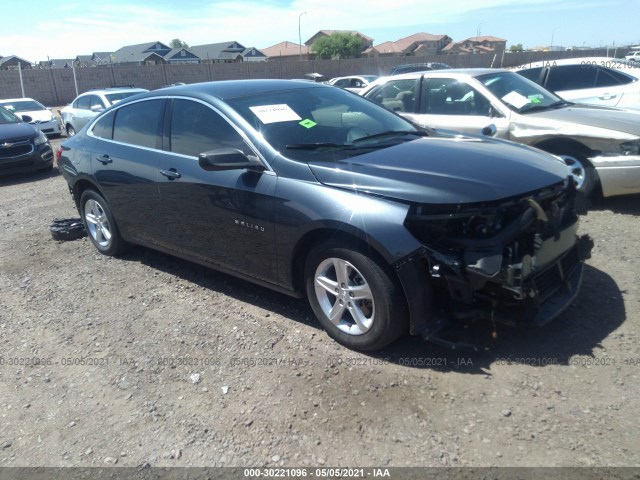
[[299, 119, 317, 129]]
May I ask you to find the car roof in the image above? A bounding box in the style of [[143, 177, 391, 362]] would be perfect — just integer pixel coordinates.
[[380, 68, 503, 80], [83, 87, 148, 95], [515, 57, 637, 68], [137, 79, 328, 101], [0, 97, 38, 103]]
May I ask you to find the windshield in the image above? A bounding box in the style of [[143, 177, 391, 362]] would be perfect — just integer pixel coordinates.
[[0, 107, 22, 125], [476, 71, 565, 113], [0, 100, 46, 112], [226, 85, 420, 162]]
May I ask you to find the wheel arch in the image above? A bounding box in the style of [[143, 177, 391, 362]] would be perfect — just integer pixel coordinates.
[[532, 138, 595, 166], [290, 225, 398, 298], [71, 177, 106, 212], [532, 138, 601, 196]]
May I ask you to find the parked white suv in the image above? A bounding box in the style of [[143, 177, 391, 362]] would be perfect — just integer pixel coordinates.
[[60, 86, 147, 136]]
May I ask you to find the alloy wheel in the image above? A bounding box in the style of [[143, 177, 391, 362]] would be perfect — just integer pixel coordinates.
[[84, 199, 112, 248], [313, 257, 375, 336]]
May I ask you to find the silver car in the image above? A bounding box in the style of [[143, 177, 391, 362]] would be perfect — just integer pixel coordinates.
[[60, 86, 147, 137], [361, 69, 640, 197], [328, 75, 378, 93], [516, 57, 640, 110]]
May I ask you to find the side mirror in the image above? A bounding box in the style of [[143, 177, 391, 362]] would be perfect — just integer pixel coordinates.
[[90, 105, 104, 113], [21, 114, 33, 123], [199, 148, 264, 172], [481, 124, 497, 137]]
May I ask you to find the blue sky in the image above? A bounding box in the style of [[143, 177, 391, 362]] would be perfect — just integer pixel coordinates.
[[4, 0, 639, 62]]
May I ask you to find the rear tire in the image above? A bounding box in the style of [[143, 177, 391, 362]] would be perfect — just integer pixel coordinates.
[[79, 189, 129, 256], [304, 242, 408, 351]]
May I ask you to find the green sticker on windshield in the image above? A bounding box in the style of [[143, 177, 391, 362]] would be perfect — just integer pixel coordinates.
[[528, 95, 542, 103], [299, 119, 317, 129]]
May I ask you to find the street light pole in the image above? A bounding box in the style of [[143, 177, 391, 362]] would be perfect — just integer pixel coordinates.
[[299, 11, 307, 60]]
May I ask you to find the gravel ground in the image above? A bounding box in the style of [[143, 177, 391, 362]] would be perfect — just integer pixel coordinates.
[[1, 136, 639, 468]]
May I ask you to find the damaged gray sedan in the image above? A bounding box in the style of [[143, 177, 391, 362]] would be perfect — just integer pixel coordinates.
[[57, 80, 592, 350]]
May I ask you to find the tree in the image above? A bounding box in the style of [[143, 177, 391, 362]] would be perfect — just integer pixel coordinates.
[[509, 43, 524, 53], [170, 38, 190, 49], [311, 33, 365, 60]]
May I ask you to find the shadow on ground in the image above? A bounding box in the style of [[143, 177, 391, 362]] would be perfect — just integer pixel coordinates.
[[0, 167, 59, 187], [590, 192, 640, 215], [116, 245, 623, 375]]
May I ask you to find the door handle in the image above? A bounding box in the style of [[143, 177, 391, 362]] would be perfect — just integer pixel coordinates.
[[160, 169, 181, 180], [598, 93, 617, 100], [96, 154, 112, 165]]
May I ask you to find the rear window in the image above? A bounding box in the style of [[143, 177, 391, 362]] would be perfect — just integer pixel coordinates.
[[545, 64, 635, 91], [112, 99, 164, 149], [517, 67, 543, 83], [91, 111, 116, 139]]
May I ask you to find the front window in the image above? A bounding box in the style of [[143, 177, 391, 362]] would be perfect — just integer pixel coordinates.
[[422, 78, 491, 116], [226, 85, 420, 162], [170, 99, 249, 157], [476, 71, 564, 114]]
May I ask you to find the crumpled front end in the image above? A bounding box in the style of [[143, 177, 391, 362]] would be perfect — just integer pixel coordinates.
[[399, 178, 593, 336]]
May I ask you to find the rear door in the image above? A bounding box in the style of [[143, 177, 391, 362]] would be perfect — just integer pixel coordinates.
[[90, 99, 165, 244], [543, 64, 630, 107]]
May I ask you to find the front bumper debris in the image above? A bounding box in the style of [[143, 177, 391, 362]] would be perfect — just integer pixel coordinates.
[[396, 179, 594, 345]]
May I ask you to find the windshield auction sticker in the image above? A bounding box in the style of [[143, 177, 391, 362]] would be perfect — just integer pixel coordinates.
[[250, 104, 302, 124], [501, 91, 530, 109]]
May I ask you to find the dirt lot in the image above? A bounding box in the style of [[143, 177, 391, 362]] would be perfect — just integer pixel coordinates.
[[1, 136, 639, 469]]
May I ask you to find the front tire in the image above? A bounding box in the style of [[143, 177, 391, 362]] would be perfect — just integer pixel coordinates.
[[304, 242, 408, 351], [66, 124, 76, 137], [555, 154, 597, 197], [79, 189, 128, 256]]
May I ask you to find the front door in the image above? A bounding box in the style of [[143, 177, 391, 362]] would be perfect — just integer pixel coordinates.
[[156, 98, 278, 283]]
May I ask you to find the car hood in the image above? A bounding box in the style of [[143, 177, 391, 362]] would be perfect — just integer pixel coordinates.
[[527, 104, 640, 136], [0, 122, 37, 140], [19, 109, 53, 122], [307, 136, 568, 204]]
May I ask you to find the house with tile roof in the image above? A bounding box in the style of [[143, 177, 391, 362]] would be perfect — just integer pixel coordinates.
[[364, 32, 452, 57], [441, 36, 507, 55], [260, 41, 312, 61]]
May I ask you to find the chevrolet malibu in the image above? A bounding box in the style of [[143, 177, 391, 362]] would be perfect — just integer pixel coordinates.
[[57, 80, 592, 351]]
